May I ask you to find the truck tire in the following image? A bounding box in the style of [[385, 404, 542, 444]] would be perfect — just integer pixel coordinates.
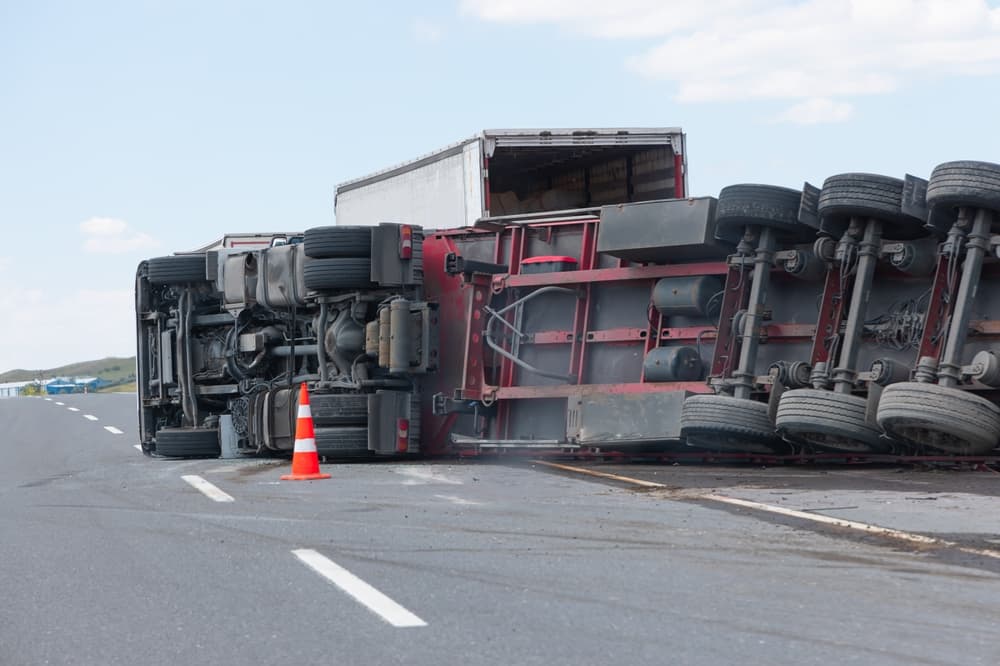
[[775, 389, 886, 452], [926, 161, 1000, 214], [877, 382, 1000, 454], [147, 255, 208, 285], [817, 173, 925, 239], [714, 184, 808, 239], [155, 427, 220, 457], [303, 258, 374, 290], [310, 393, 368, 426], [315, 426, 370, 457], [680, 394, 782, 453], [304, 226, 372, 258]]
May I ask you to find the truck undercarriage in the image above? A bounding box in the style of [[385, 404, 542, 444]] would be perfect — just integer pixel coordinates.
[[136, 132, 1000, 462]]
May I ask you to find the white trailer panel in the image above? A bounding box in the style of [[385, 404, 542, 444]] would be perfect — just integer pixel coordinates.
[[335, 128, 685, 229]]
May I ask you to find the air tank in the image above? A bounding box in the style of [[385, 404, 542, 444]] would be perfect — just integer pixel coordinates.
[[652, 276, 724, 319]]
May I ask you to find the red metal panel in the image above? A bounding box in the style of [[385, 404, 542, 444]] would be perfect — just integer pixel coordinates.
[[809, 265, 850, 366], [673, 151, 685, 198], [916, 254, 957, 361], [664, 323, 815, 343], [569, 221, 598, 383], [495, 382, 711, 400], [709, 264, 751, 377], [530, 327, 651, 345]]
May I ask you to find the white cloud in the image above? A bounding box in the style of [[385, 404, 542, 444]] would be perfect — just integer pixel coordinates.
[[411, 18, 445, 43], [463, 0, 1000, 121], [80, 217, 160, 254], [774, 97, 854, 125], [0, 286, 135, 373]]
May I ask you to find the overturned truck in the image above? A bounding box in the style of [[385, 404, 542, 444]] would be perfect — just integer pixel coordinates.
[[135, 129, 1000, 460]]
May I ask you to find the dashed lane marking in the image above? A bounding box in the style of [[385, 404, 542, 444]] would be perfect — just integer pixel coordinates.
[[84, 415, 98, 421], [535, 460, 1000, 562], [133, 444, 142, 452], [67, 407, 80, 412], [55, 402, 64, 406], [292, 549, 427, 628], [44, 398, 52, 401], [181, 475, 235, 503], [104, 426, 124, 435]]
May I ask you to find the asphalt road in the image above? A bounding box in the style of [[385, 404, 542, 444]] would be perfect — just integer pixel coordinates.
[[2, 394, 1000, 665]]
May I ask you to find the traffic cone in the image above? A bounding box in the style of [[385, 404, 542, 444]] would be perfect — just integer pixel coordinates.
[[281, 383, 331, 481]]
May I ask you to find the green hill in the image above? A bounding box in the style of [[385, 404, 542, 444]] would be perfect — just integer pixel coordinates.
[[0, 357, 136, 385]]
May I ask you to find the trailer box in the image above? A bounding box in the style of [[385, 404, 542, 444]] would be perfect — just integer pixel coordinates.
[[334, 128, 687, 229]]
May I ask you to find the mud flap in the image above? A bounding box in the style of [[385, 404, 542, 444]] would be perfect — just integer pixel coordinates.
[[368, 390, 418, 454]]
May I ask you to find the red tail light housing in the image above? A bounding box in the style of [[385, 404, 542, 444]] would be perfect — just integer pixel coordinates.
[[399, 225, 413, 259], [396, 418, 409, 452]]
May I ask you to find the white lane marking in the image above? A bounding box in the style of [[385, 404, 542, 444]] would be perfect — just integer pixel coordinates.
[[292, 549, 427, 628], [55, 401, 65, 406], [84, 414, 98, 421], [181, 475, 235, 503], [535, 460, 668, 488], [396, 467, 463, 485], [44, 398, 52, 401], [702, 494, 1000, 560], [434, 494, 482, 506], [133, 444, 142, 451], [104, 426, 124, 435], [67, 407, 80, 412], [536, 461, 1000, 562]]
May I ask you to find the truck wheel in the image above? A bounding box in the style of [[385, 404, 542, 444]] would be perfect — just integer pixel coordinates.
[[926, 161, 1000, 214], [315, 426, 370, 457], [714, 184, 809, 240], [303, 258, 374, 290], [817, 173, 925, 239], [680, 394, 783, 453], [877, 382, 1000, 454], [775, 389, 886, 452], [147, 255, 208, 285], [310, 393, 368, 426], [304, 226, 372, 258], [155, 427, 220, 457]]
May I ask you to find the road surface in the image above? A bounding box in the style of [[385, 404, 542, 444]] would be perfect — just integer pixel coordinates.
[[2, 394, 999, 665]]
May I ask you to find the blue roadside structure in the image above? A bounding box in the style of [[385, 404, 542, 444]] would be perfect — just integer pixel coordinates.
[[44, 377, 110, 395]]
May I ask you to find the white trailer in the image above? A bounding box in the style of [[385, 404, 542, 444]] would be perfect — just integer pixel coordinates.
[[334, 128, 687, 229]]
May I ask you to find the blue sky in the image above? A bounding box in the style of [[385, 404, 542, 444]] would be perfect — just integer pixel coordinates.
[[2, 0, 1000, 372]]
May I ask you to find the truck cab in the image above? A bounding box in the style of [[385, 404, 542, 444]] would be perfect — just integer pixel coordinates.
[[135, 223, 436, 458]]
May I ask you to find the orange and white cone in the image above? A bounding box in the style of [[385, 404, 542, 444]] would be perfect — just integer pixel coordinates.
[[281, 383, 331, 481]]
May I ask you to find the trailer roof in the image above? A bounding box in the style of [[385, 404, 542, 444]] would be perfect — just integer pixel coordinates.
[[336, 127, 684, 196]]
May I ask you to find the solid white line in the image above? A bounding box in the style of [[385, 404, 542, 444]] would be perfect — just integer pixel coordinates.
[[181, 475, 235, 503], [55, 401, 64, 406], [84, 414, 98, 421], [534, 460, 668, 488], [292, 549, 427, 628], [67, 407, 80, 412], [535, 461, 1000, 562], [104, 426, 124, 435], [702, 494, 1000, 560]]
